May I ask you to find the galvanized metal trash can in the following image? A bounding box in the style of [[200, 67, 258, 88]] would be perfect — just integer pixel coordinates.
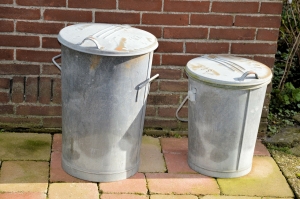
[[177, 55, 272, 178], [52, 23, 158, 182]]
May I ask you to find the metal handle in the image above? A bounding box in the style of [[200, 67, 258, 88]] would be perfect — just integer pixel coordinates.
[[52, 54, 61, 71], [136, 74, 159, 90], [80, 36, 101, 49], [176, 95, 189, 122], [238, 71, 259, 81]]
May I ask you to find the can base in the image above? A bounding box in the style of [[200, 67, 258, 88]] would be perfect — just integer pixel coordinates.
[[62, 159, 139, 182], [188, 161, 251, 178]]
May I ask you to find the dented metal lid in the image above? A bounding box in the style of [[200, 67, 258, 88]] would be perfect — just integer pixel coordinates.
[[186, 55, 272, 87], [58, 23, 158, 56]]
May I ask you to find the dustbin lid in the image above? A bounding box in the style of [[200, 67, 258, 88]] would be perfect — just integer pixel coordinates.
[[186, 55, 272, 87], [58, 23, 158, 56]]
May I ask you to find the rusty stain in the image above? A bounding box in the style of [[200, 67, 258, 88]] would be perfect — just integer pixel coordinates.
[[115, 37, 127, 51], [90, 56, 101, 70], [207, 55, 217, 59]]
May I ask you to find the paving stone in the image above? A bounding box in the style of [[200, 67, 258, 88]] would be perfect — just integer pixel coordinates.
[[99, 173, 147, 194], [146, 173, 220, 195], [52, 134, 62, 152], [217, 156, 294, 198], [151, 195, 198, 199], [50, 151, 87, 183], [202, 196, 260, 199], [254, 140, 270, 156], [139, 136, 166, 173], [101, 194, 149, 199], [0, 193, 46, 199], [164, 153, 197, 174], [265, 127, 300, 147], [160, 138, 188, 154], [0, 161, 49, 193], [0, 133, 51, 161], [48, 183, 99, 199]]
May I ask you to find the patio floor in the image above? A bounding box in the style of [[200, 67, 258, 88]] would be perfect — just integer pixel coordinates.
[[0, 132, 295, 199]]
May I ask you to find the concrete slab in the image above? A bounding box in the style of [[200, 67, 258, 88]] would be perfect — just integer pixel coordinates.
[[146, 173, 220, 195], [0, 161, 49, 193], [164, 153, 197, 174], [0, 133, 51, 161], [50, 151, 87, 183], [101, 194, 149, 199], [99, 173, 147, 195], [139, 136, 166, 173], [52, 134, 62, 152], [160, 138, 188, 154], [0, 193, 46, 199], [150, 195, 198, 199], [48, 183, 99, 199], [217, 156, 294, 198]]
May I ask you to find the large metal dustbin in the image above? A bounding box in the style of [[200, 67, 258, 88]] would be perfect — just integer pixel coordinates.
[[177, 55, 272, 178], [52, 23, 158, 182]]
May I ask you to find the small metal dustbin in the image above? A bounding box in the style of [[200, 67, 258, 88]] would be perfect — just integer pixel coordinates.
[[177, 55, 272, 178], [52, 23, 158, 182]]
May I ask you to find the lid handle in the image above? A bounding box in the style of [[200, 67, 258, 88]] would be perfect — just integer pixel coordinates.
[[80, 36, 101, 49], [238, 71, 259, 81]]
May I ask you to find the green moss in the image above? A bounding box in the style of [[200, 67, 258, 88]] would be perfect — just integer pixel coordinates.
[[19, 140, 50, 152]]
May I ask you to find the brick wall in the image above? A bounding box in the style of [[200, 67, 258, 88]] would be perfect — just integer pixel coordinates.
[[0, 0, 283, 137]]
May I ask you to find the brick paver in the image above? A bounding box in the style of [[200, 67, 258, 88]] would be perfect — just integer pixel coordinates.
[[0, 161, 49, 193], [202, 196, 260, 199], [146, 173, 220, 195], [0, 193, 46, 199], [0, 133, 51, 161], [48, 183, 99, 199], [52, 134, 62, 152], [217, 156, 294, 198], [164, 153, 197, 174], [151, 195, 198, 199], [139, 136, 166, 173], [160, 138, 188, 154], [101, 194, 149, 199], [254, 140, 271, 156], [99, 173, 147, 194]]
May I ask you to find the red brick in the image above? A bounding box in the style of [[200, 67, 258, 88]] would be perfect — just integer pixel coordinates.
[[119, 0, 162, 11], [254, 56, 275, 68], [0, 105, 13, 114], [16, 0, 65, 6], [257, 29, 279, 41], [164, 153, 197, 173], [0, 35, 39, 47], [0, 20, 14, 32], [95, 12, 140, 24], [0, 49, 13, 60], [0, 0, 13, 4], [25, 77, 38, 103], [144, 119, 179, 129], [0, 64, 40, 75], [134, 26, 162, 38], [0, 7, 40, 20], [147, 94, 180, 105], [42, 64, 61, 75], [69, 0, 115, 9], [0, 92, 10, 103], [39, 77, 52, 104], [17, 21, 64, 34], [159, 81, 187, 92], [210, 28, 255, 40], [143, 13, 188, 25], [156, 41, 183, 53], [44, 9, 92, 22], [17, 50, 60, 63], [149, 81, 158, 92], [11, 77, 24, 103], [42, 37, 61, 49], [158, 107, 188, 118], [162, 54, 197, 66], [160, 137, 188, 154], [0, 193, 46, 199], [151, 68, 182, 79], [146, 106, 156, 116], [231, 43, 277, 54], [260, 2, 283, 14], [152, 54, 160, 65], [0, 117, 41, 128], [16, 105, 62, 116], [191, 14, 233, 26], [212, 2, 259, 13], [164, 27, 208, 39], [164, 0, 209, 12], [52, 134, 62, 152], [43, 117, 62, 128], [186, 42, 229, 54], [0, 78, 10, 89], [52, 78, 61, 104], [235, 16, 281, 28]]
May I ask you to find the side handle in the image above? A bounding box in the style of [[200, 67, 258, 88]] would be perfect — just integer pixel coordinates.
[[52, 54, 61, 71]]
